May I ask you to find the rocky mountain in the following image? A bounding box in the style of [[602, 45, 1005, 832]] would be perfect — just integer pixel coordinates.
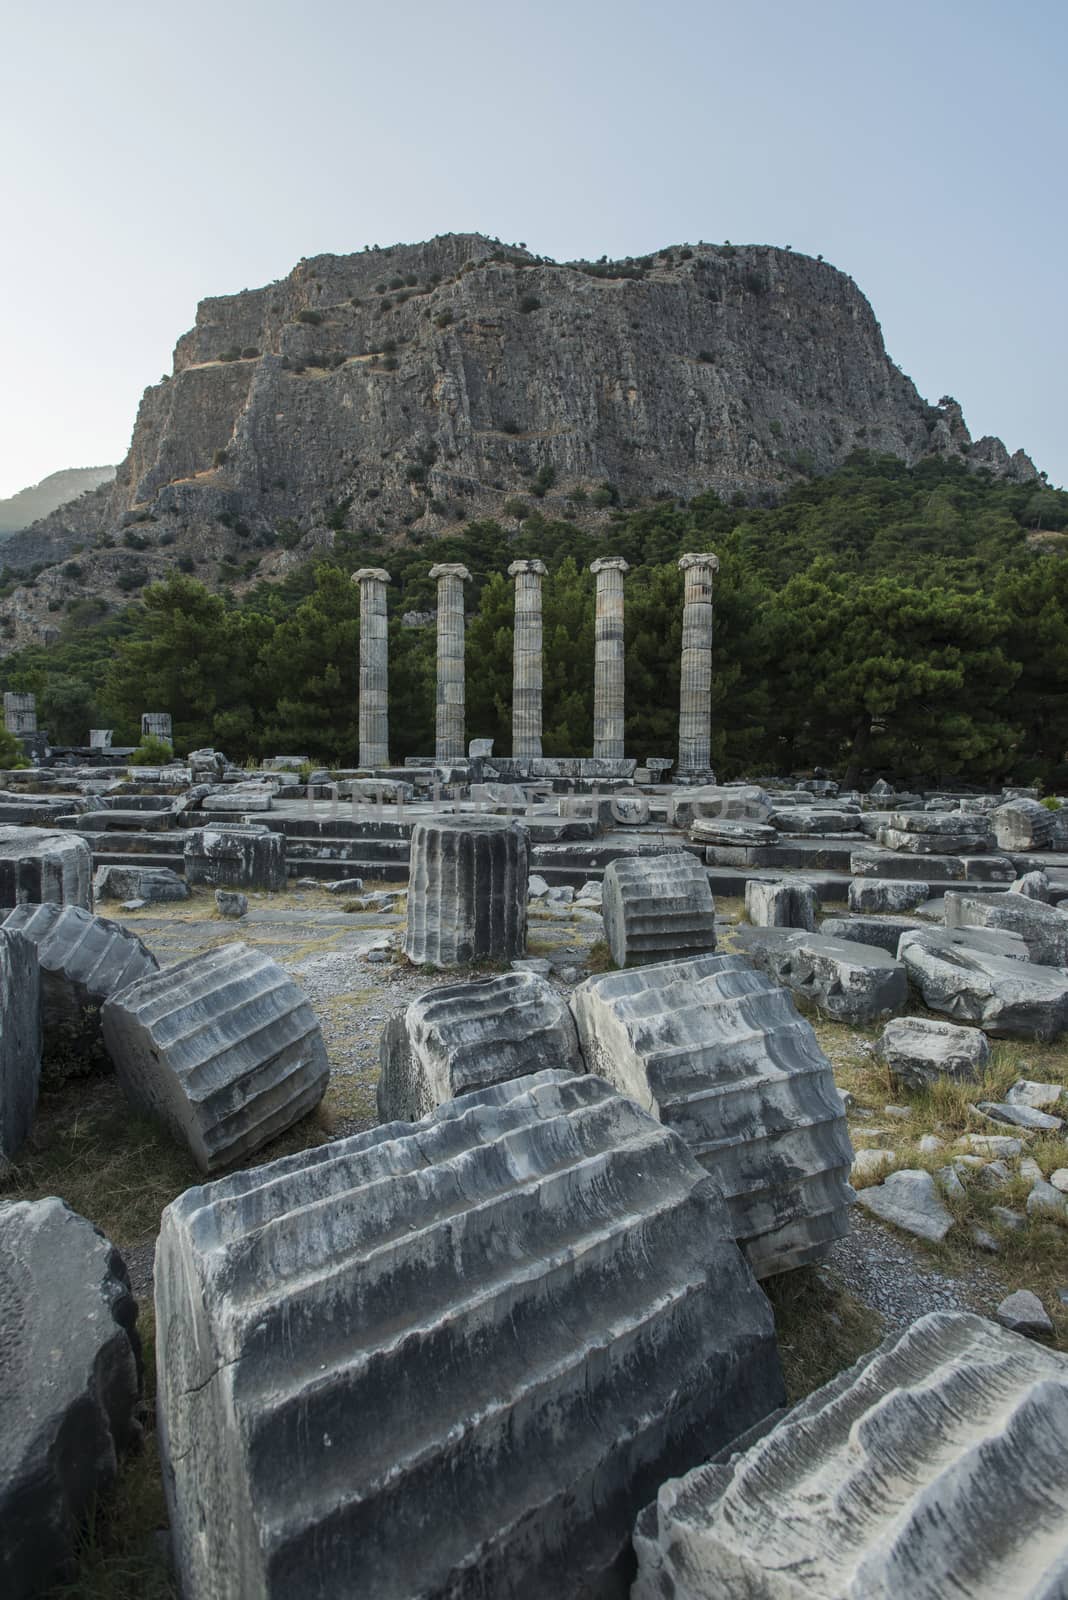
[[0, 233, 1038, 655], [0, 465, 115, 538]]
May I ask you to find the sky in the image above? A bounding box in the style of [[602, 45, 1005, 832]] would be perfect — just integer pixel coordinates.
[[0, 0, 1065, 498]]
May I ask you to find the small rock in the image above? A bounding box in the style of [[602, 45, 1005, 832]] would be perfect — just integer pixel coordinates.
[[295, 877, 319, 889], [939, 1165, 966, 1199], [576, 881, 602, 905], [1057, 1287, 1068, 1307], [546, 885, 575, 906], [918, 1134, 945, 1153], [971, 1227, 999, 1253], [838, 1089, 855, 1111], [1006, 1079, 1064, 1110], [215, 890, 248, 919], [120, 899, 147, 912], [558, 966, 582, 984], [883, 1105, 911, 1120], [365, 948, 391, 964], [991, 1205, 1026, 1231], [324, 878, 365, 894], [855, 1169, 954, 1242], [975, 1100, 1063, 1133], [1026, 1179, 1068, 1219], [527, 875, 550, 899], [979, 1160, 1012, 1188], [1050, 1169, 1068, 1193], [851, 1148, 897, 1182], [511, 958, 552, 977], [952, 1155, 985, 1171], [995, 1290, 1053, 1338], [1019, 1156, 1044, 1186], [958, 1134, 1023, 1159]]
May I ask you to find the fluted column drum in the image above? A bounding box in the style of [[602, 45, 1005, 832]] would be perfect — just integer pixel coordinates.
[[429, 563, 471, 763], [352, 567, 391, 769], [590, 557, 629, 759], [507, 559, 547, 758], [405, 817, 529, 967], [677, 552, 719, 780]]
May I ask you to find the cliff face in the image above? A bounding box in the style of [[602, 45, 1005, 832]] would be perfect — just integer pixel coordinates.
[[0, 234, 1038, 654]]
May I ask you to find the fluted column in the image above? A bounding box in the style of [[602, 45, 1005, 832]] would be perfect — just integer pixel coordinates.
[[352, 567, 391, 769], [429, 563, 471, 763], [677, 552, 719, 780], [590, 557, 629, 760], [508, 559, 547, 758], [405, 817, 529, 967]]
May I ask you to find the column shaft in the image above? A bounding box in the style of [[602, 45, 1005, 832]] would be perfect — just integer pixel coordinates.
[[508, 560, 546, 759], [591, 558, 629, 760], [353, 568, 391, 768], [677, 554, 719, 779], [430, 564, 471, 763]]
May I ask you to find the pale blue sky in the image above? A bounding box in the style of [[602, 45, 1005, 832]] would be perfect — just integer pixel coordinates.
[[1, 0, 1064, 498]]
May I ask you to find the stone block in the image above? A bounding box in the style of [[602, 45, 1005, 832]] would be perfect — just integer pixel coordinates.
[[771, 806, 861, 834], [848, 876, 930, 913], [993, 797, 1055, 851], [851, 847, 965, 881], [690, 817, 779, 847], [877, 824, 989, 854], [2, 903, 159, 1073], [154, 1070, 785, 1600], [670, 785, 772, 828], [819, 914, 926, 954], [570, 954, 854, 1276], [378, 970, 582, 1121], [1010, 869, 1051, 901], [184, 824, 287, 892], [215, 889, 248, 918], [899, 928, 1068, 1039], [734, 927, 907, 1025], [632, 1311, 1068, 1600], [0, 927, 41, 1162], [101, 942, 330, 1171], [93, 864, 190, 903], [744, 878, 818, 930], [945, 890, 1068, 967], [405, 817, 528, 967], [602, 852, 717, 967], [875, 1015, 990, 1092], [0, 1199, 141, 1599], [0, 827, 92, 910]]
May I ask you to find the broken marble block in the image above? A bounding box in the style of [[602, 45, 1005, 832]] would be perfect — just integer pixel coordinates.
[[690, 817, 779, 848], [0, 827, 92, 911], [848, 876, 930, 914], [744, 877, 818, 931], [184, 823, 286, 893], [876, 809, 993, 855], [734, 926, 907, 1025], [602, 852, 717, 967], [993, 797, 1055, 851], [570, 954, 854, 1276], [670, 785, 772, 828], [100, 942, 330, 1171], [93, 863, 190, 903], [378, 970, 582, 1122], [1010, 869, 1051, 902], [875, 1014, 990, 1092], [0, 927, 42, 1163], [154, 1070, 785, 1600], [632, 1310, 1068, 1600], [944, 889, 1068, 967], [2, 902, 159, 1072], [819, 914, 926, 955], [0, 1198, 141, 1599], [404, 816, 528, 967], [899, 927, 1068, 1039]]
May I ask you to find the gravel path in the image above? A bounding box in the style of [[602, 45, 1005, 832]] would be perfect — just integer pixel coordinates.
[[828, 1212, 1004, 1331]]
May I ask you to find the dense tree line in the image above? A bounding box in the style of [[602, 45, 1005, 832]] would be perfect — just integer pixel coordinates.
[[3, 453, 1067, 786]]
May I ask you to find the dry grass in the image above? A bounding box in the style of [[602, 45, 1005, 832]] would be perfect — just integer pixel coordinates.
[[585, 939, 615, 973], [813, 1016, 1068, 1347], [764, 1266, 883, 1403]]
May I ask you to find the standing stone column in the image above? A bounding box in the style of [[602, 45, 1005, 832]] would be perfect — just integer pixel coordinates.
[[429, 563, 471, 764], [141, 712, 172, 744], [590, 558, 629, 760], [405, 817, 529, 967], [677, 552, 720, 781], [508, 559, 547, 759], [352, 567, 391, 769]]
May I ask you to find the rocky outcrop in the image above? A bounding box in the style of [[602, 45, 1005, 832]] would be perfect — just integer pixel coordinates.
[[101, 941, 330, 1170], [632, 1310, 1068, 1600], [154, 1069, 784, 1600], [0, 1198, 141, 1600], [1, 235, 1038, 653], [570, 953, 854, 1276]]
